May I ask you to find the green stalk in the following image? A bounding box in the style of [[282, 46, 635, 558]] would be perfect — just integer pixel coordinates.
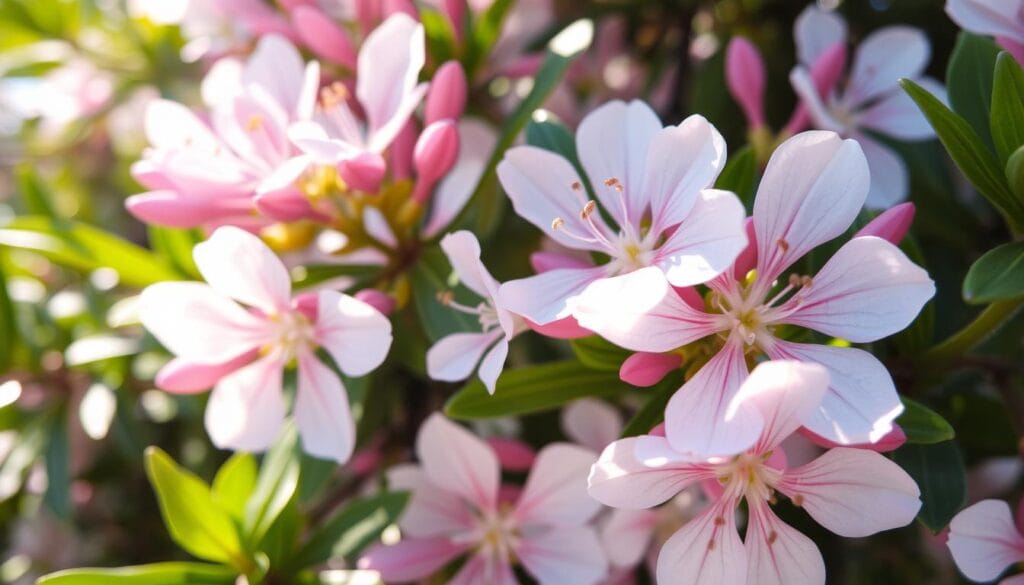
[[918, 298, 1024, 365]]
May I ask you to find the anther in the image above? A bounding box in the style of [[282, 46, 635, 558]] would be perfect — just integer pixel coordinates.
[[552, 217, 566, 230], [767, 531, 778, 545], [580, 200, 597, 219], [603, 177, 620, 187], [246, 115, 264, 131], [788, 273, 801, 287], [571, 181, 582, 191], [792, 494, 805, 507], [437, 291, 454, 305], [800, 275, 813, 288]]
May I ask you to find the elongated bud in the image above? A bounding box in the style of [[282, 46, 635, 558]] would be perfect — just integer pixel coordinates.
[[338, 152, 387, 193], [726, 37, 767, 130], [412, 119, 460, 203], [390, 121, 416, 181], [442, 0, 465, 41], [425, 61, 468, 124], [355, 289, 397, 315], [619, 352, 682, 387], [854, 202, 915, 244], [293, 6, 357, 68]]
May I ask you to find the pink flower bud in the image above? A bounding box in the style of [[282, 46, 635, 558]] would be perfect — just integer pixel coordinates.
[[487, 437, 537, 471], [412, 119, 460, 203], [425, 61, 468, 124], [810, 41, 847, 97], [855, 202, 915, 244], [997, 36, 1024, 66], [619, 352, 682, 387], [390, 121, 416, 181], [338, 152, 387, 193], [155, 352, 256, 394], [442, 0, 465, 41], [292, 291, 319, 320], [726, 37, 767, 130], [279, 0, 315, 10], [293, 6, 357, 68], [354, 289, 397, 315]]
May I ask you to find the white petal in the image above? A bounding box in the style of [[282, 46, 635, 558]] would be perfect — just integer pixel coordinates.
[[587, 437, 713, 509], [655, 188, 748, 287], [499, 266, 606, 325], [601, 508, 657, 568], [416, 413, 500, 510], [448, 553, 518, 585], [779, 447, 921, 537], [847, 26, 930, 106], [794, 5, 847, 65], [729, 360, 830, 453], [948, 499, 1024, 582], [426, 330, 501, 383], [655, 499, 747, 585], [387, 464, 476, 538], [477, 337, 509, 394], [946, 0, 1024, 39], [205, 353, 287, 452], [193, 226, 292, 313], [562, 398, 623, 453], [440, 230, 498, 299], [514, 443, 602, 526], [315, 290, 393, 377], [857, 82, 940, 141], [517, 526, 609, 585], [745, 504, 826, 585], [293, 350, 356, 463], [362, 206, 398, 248], [858, 135, 909, 209], [243, 35, 307, 117], [356, 14, 425, 138], [358, 537, 469, 582], [780, 236, 934, 342]]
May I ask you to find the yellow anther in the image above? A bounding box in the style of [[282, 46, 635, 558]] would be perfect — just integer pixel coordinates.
[[552, 217, 566, 230]]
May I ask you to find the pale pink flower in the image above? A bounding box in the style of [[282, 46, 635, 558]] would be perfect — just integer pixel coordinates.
[[138, 227, 392, 463], [589, 361, 922, 584], [176, 0, 297, 62], [946, 0, 1024, 64], [359, 413, 608, 584], [426, 231, 526, 393], [948, 498, 1024, 584], [127, 35, 321, 228], [497, 99, 747, 326], [575, 131, 935, 455], [789, 5, 946, 208]]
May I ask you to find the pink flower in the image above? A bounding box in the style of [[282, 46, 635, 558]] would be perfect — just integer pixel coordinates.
[[138, 227, 392, 463], [575, 131, 935, 455], [426, 231, 526, 393], [948, 498, 1024, 583], [127, 35, 321, 227], [359, 413, 608, 584], [497, 99, 747, 325], [946, 0, 1024, 64], [789, 5, 946, 208], [588, 361, 922, 584]]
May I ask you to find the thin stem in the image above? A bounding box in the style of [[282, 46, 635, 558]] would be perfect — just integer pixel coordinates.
[[918, 298, 1024, 365]]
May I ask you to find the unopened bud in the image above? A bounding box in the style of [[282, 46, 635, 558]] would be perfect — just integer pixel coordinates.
[[725, 37, 766, 130], [338, 152, 387, 193], [412, 120, 460, 203], [293, 6, 357, 68], [426, 61, 468, 124]]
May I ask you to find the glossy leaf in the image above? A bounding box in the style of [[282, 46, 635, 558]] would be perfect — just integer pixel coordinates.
[[409, 245, 480, 342], [891, 441, 967, 533], [619, 371, 685, 437], [570, 336, 632, 372], [715, 145, 757, 205], [37, 562, 236, 585], [212, 453, 258, 523], [947, 32, 1001, 147], [991, 52, 1024, 163], [244, 425, 301, 546], [290, 491, 409, 569], [963, 241, 1024, 304], [524, 112, 591, 194], [897, 398, 955, 444]]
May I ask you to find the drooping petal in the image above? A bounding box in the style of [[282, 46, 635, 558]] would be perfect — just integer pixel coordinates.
[[948, 499, 1024, 582], [499, 266, 607, 325], [293, 350, 355, 463], [778, 447, 921, 537], [858, 134, 910, 209], [477, 337, 509, 394], [729, 360, 830, 453], [139, 282, 273, 364], [601, 508, 658, 568], [793, 5, 847, 65], [387, 463, 477, 538], [745, 504, 826, 585], [655, 498, 747, 585], [846, 26, 930, 106], [205, 352, 287, 452], [517, 526, 609, 585], [575, 100, 663, 227], [753, 132, 869, 283], [573, 266, 720, 352], [440, 230, 497, 298], [416, 413, 500, 511], [125, 190, 254, 228], [357, 14, 426, 142], [514, 443, 602, 526], [778, 236, 934, 342], [562, 398, 623, 453], [193, 226, 292, 314], [587, 436, 714, 509], [357, 537, 469, 583], [767, 341, 904, 446], [655, 188, 747, 287], [426, 330, 502, 383], [314, 290, 393, 377], [665, 341, 760, 458]]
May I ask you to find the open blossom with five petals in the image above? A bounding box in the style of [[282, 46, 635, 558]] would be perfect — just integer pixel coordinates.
[[426, 231, 526, 393], [946, 0, 1024, 64], [359, 413, 608, 584], [138, 227, 392, 463], [496, 99, 747, 326], [575, 131, 935, 455], [948, 498, 1024, 584], [588, 360, 922, 584], [789, 5, 946, 208]]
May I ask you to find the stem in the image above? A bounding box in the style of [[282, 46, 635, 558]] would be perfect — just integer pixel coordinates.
[[918, 298, 1024, 365]]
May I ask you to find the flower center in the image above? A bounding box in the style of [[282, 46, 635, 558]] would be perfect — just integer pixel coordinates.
[[712, 273, 813, 349], [438, 292, 501, 332], [268, 309, 316, 360], [462, 506, 520, 567], [714, 452, 782, 504]]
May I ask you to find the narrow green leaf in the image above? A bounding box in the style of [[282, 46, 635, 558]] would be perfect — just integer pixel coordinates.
[[212, 453, 258, 523], [948, 32, 1002, 147], [715, 145, 757, 205], [147, 226, 201, 279], [570, 336, 631, 372], [619, 371, 684, 438], [37, 562, 236, 585], [991, 52, 1024, 163], [15, 164, 59, 217], [963, 241, 1024, 304], [0, 257, 16, 371], [446, 361, 628, 419], [467, 0, 513, 74], [244, 426, 301, 546], [44, 410, 71, 519], [1006, 144, 1024, 201], [897, 398, 955, 444], [291, 491, 409, 569], [144, 447, 246, 567], [891, 441, 967, 533]]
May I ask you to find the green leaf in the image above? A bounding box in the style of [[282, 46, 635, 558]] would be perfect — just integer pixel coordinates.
[[37, 562, 236, 585], [715, 145, 757, 205], [0, 216, 184, 288], [891, 441, 967, 533], [409, 245, 480, 342], [44, 410, 71, 520], [1006, 144, 1024, 201], [446, 361, 628, 419], [244, 426, 301, 546], [147, 226, 201, 279], [144, 447, 247, 567], [948, 32, 1002, 147], [619, 371, 685, 437], [963, 241, 1024, 304], [466, 0, 513, 74], [901, 79, 1024, 230], [15, 164, 59, 217], [0, 257, 16, 371], [897, 398, 955, 444], [291, 491, 409, 569], [570, 336, 631, 372], [991, 52, 1024, 163], [524, 112, 590, 193], [212, 453, 258, 523]]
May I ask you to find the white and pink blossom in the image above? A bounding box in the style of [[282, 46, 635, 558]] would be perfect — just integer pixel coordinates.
[[138, 227, 392, 463], [946, 0, 1024, 64], [948, 498, 1024, 584]]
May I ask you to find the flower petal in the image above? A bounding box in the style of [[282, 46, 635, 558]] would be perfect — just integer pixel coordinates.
[[779, 236, 934, 342], [946, 0, 1024, 39], [516, 526, 609, 585], [655, 498, 747, 585], [423, 119, 499, 237], [858, 134, 910, 209], [426, 330, 501, 384], [730, 360, 830, 453], [857, 79, 942, 141], [477, 337, 509, 394], [387, 463, 476, 538], [293, 350, 355, 463], [314, 289, 393, 377], [357, 14, 426, 142], [948, 499, 1024, 582], [562, 398, 623, 453], [416, 413, 500, 511], [514, 443, 602, 526], [793, 5, 847, 65], [655, 188, 748, 287], [242, 35, 307, 117], [155, 352, 257, 394], [588, 436, 713, 509], [779, 447, 921, 537], [448, 553, 519, 585], [847, 26, 930, 106], [358, 537, 468, 583], [440, 230, 497, 299], [193, 226, 292, 313], [601, 508, 658, 568], [205, 352, 287, 452], [499, 266, 606, 325], [745, 504, 826, 585]]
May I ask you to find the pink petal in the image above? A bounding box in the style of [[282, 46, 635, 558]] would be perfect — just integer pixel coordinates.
[[499, 266, 606, 326], [531, 250, 593, 273], [314, 289, 393, 377], [587, 436, 714, 509], [340, 152, 388, 193], [358, 537, 468, 582], [619, 352, 682, 388], [655, 188, 747, 287], [562, 399, 623, 452], [387, 464, 476, 538], [575, 100, 662, 227], [847, 26, 930, 106], [725, 37, 767, 128], [655, 498, 746, 585], [477, 338, 509, 394], [423, 119, 497, 238], [780, 236, 934, 342], [857, 133, 910, 209], [125, 190, 254, 228], [439, 230, 498, 299], [143, 99, 220, 150], [745, 503, 826, 585], [293, 6, 357, 68], [416, 413, 500, 511], [946, 0, 1024, 40], [293, 350, 356, 463], [514, 443, 602, 526], [573, 266, 720, 353], [357, 14, 426, 144], [779, 447, 921, 537], [601, 508, 658, 568], [854, 202, 915, 244], [527, 316, 593, 339], [154, 352, 256, 394], [193, 226, 292, 314], [793, 5, 847, 65], [242, 35, 308, 117], [426, 330, 502, 384], [730, 360, 830, 453], [799, 424, 907, 453], [753, 131, 869, 283], [205, 352, 287, 452], [517, 526, 609, 585], [448, 553, 519, 585], [857, 79, 941, 141], [486, 437, 537, 472], [949, 499, 1024, 582]]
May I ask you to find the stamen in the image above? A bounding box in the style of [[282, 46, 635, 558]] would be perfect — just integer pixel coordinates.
[[246, 115, 264, 131], [792, 494, 805, 507], [571, 181, 582, 191], [437, 292, 483, 316], [320, 81, 349, 108], [552, 217, 565, 230], [580, 200, 597, 219]]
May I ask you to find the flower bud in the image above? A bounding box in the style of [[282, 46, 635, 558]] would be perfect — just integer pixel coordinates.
[[355, 288, 397, 316], [412, 119, 460, 202], [725, 37, 766, 130], [855, 202, 915, 244], [338, 152, 387, 193], [293, 6, 357, 68], [619, 352, 682, 387], [425, 61, 468, 124]]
